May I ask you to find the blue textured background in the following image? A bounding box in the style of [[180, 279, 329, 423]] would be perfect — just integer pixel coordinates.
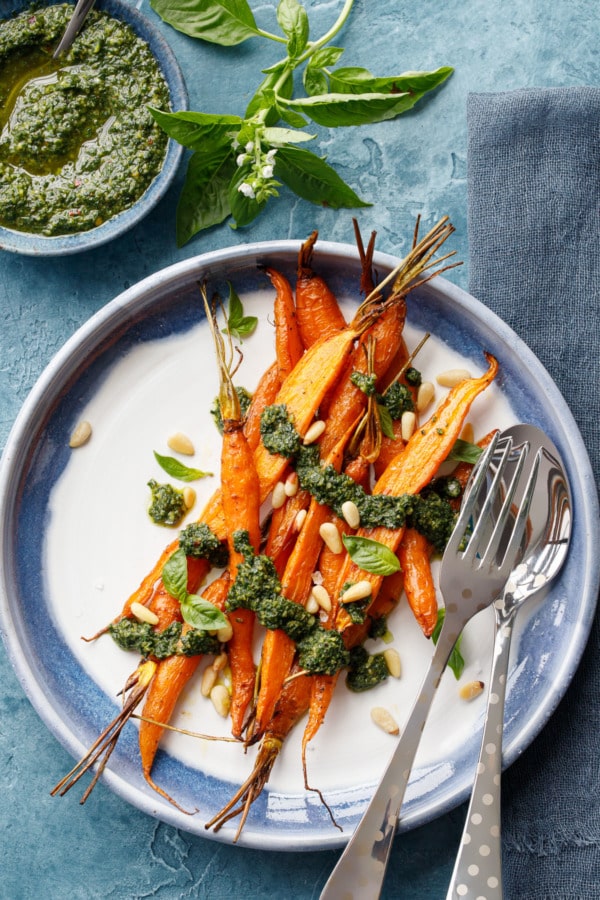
[[1, 1, 599, 898]]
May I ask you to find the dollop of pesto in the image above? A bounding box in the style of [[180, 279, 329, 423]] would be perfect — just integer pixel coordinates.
[[147, 479, 186, 527], [0, 5, 170, 235], [410, 487, 458, 552], [297, 628, 350, 677], [260, 404, 302, 458], [108, 618, 220, 659], [350, 371, 377, 397], [178, 522, 229, 568], [380, 381, 414, 420], [346, 646, 389, 693], [211, 386, 253, 434]]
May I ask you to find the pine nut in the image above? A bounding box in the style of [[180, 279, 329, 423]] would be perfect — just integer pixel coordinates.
[[212, 651, 229, 672], [401, 410, 416, 441], [201, 665, 217, 697], [417, 381, 435, 412], [130, 601, 159, 626], [436, 368, 472, 388], [306, 595, 320, 615], [459, 680, 485, 701], [294, 508, 307, 531], [272, 481, 287, 509], [216, 620, 233, 643], [303, 420, 326, 445], [460, 422, 475, 444], [383, 648, 402, 679], [341, 580, 372, 604], [210, 684, 231, 718], [69, 420, 92, 448], [341, 500, 360, 529], [167, 432, 195, 455], [284, 471, 299, 497], [310, 584, 332, 612], [183, 487, 196, 509], [319, 522, 343, 554], [370, 706, 400, 736]]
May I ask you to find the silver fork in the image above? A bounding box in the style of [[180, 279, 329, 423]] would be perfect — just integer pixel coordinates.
[[319, 429, 540, 900]]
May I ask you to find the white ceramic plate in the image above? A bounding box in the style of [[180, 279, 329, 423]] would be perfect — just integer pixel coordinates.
[[0, 242, 598, 850]]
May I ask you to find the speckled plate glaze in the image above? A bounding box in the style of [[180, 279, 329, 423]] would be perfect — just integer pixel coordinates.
[[0, 242, 598, 850], [0, 0, 187, 256]]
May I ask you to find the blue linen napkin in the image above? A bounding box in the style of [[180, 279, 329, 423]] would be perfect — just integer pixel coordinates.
[[467, 88, 600, 899]]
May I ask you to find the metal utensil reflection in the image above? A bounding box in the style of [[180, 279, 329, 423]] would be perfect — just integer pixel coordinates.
[[53, 0, 96, 58]]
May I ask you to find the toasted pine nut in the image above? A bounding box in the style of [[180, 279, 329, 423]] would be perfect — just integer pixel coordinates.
[[303, 420, 326, 445], [216, 620, 233, 643], [341, 500, 360, 529], [210, 684, 231, 718], [417, 381, 435, 412], [310, 584, 331, 612], [319, 522, 343, 554], [272, 481, 287, 509], [183, 487, 196, 510], [130, 601, 159, 626], [167, 432, 195, 456], [284, 471, 299, 497], [383, 648, 402, 678], [201, 665, 217, 697], [436, 368, 472, 388], [370, 706, 400, 736], [341, 580, 372, 604], [306, 595, 320, 615], [69, 420, 92, 448], [401, 410, 416, 441], [459, 680, 485, 701], [294, 508, 307, 531], [460, 422, 475, 444], [212, 651, 229, 673]]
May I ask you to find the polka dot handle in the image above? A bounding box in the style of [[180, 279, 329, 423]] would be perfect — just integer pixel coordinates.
[[446, 602, 517, 900]]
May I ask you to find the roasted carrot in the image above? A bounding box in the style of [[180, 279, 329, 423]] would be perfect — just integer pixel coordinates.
[[266, 267, 304, 380], [295, 231, 347, 347], [397, 528, 437, 637]]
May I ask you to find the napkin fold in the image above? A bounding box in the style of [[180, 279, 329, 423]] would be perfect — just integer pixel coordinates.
[[467, 88, 600, 899]]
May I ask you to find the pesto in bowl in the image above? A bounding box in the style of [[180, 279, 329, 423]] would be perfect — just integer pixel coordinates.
[[0, 0, 187, 255]]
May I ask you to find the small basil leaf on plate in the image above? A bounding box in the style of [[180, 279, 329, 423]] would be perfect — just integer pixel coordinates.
[[432, 608, 465, 679], [154, 451, 212, 482], [223, 281, 258, 338], [162, 548, 189, 603], [447, 438, 483, 464], [342, 535, 401, 576], [377, 403, 396, 439]]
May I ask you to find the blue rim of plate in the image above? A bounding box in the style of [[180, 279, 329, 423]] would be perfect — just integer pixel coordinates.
[[0, 0, 188, 256], [0, 241, 598, 850]]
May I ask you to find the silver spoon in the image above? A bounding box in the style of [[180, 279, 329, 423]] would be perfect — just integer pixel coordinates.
[[53, 0, 96, 58], [446, 423, 572, 899]]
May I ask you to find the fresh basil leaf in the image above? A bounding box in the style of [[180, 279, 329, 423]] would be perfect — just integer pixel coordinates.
[[228, 165, 269, 227], [447, 439, 483, 465], [263, 126, 316, 145], [150, 0, 259, 46], [275, 103, 309, 129], [329, 65, 453, 97], [176, 148, 236, 245], [303, 67, 328, 97], [432, 608, 465, 680], [153, 451, 212, 482], [342, 535, 401, 576], [277, 0, 309, 57], [308, 45, 345, 69], [246, 67, 294, 122], [377, 403, 396, 440], [274, 145, 370, 209], [282, 91, 424, 127], [149, 108, 242, 151], [162, 548, 189, 603], [180, 593, 229, 630], [223, 282, 258, 339]]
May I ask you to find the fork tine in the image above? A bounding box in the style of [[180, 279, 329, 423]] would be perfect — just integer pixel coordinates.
[[461, 436, 516, 565], [445, 432, 501, 556], [477, 439, 530, 565], [498, 447, 542, 572]]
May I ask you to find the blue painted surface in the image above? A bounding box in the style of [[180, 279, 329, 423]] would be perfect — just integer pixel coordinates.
[[1, 1, 599, 897]]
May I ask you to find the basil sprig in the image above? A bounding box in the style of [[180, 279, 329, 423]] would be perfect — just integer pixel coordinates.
[[162, 549, 229, 630], [222, 282, 258, 340], [342, 534, 401, 576], [149, 0, 452, 244], [154, 451, 212, 482], [432, 608, 465, 680]]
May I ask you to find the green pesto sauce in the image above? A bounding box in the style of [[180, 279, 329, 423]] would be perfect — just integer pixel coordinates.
[[346, 646, 389, 692], [260, 404, 302, 458], [109, 618, 220, 659], [178, 522, 229, 568], [148, 479, 186, 527], [211, 386, 253, 434], [0, 5, 170, 235]]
